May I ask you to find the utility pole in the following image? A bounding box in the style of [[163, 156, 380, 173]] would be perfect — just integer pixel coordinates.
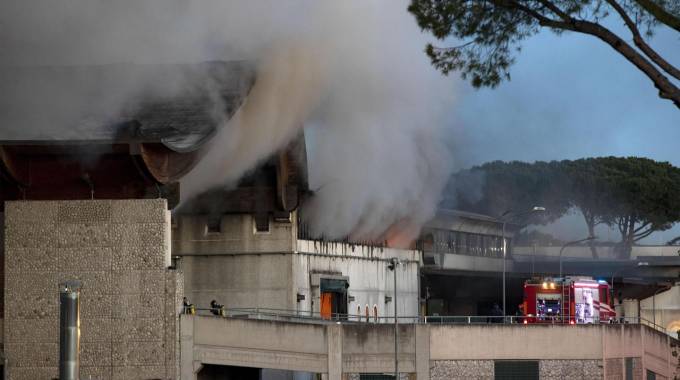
[[389, 258, 399, 379], [502, 220, 506, 322], [500, 206, 545, 322]]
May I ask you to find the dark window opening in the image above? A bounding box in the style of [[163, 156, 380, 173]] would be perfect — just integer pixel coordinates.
[[359, 375, 395, 380], [625, 358, 634, 380], [494, 360, 539, 380], [254, 214, 270, 233], [206, 215, 221, 233]]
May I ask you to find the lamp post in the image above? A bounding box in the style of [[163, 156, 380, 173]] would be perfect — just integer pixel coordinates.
[[557, 236, 596, 322], [500, 206, 545, 321], [610, 262, 649, 298], [388, 257, 400, 378], [558, 236, 597, 280]]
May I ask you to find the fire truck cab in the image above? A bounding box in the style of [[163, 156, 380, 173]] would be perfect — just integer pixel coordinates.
[[523, 276, 615, 324]]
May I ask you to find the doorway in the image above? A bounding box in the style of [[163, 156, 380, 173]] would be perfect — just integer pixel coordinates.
[[320, 278, 348, 320]]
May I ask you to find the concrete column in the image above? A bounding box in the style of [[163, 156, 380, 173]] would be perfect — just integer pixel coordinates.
[[180, 315, 197, 380], [601, 325, 607, 380], [640, 325, 646, 378], [327, 324, 343, 380], [415, 324, 430, 380], [620, 324, 626, 379]]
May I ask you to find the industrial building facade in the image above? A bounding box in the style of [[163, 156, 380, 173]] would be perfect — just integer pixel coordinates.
[[0, 61, 677, 380], [173, 212, 421, 323]]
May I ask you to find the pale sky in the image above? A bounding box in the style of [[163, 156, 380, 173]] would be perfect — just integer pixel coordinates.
[[447, 23, 680, 244]]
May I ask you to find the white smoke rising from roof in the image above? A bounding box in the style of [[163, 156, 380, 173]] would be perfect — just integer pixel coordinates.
[[184, 1, 457, 240], [1, 0, 457, 240]]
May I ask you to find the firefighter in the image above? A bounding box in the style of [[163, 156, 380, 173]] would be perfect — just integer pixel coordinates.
[[210, 300, 224, 316], [182, 297, 195, 315], [516, 304, 524, 324], [490, 303, 504, 323]]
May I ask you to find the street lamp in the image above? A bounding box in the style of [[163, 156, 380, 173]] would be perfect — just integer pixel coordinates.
[[610, 261, 649, 297], [558, 236, 598, 280], [500, 206, 545, 320], [609, 261, 649, 319], [557, 236, 596, 322], [387, 258, 400, 378]]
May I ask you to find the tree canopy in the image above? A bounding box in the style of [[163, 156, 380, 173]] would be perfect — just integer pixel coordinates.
[[408, 0, 680, 109], [445, 157, 680, 258], [445, 160, 570, 225]]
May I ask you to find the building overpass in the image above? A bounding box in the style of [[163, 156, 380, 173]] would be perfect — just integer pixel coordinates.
[[180, 314, 679, 380], [425, 245, 680, 280]]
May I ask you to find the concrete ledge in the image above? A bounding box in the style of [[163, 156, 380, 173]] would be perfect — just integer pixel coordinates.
[[181, 315, 679, 379]]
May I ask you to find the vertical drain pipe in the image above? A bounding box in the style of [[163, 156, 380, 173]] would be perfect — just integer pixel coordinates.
[[59, 280, 81, 380]]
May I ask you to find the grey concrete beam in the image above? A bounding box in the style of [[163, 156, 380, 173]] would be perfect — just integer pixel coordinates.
[[327, 324, 342, 380]]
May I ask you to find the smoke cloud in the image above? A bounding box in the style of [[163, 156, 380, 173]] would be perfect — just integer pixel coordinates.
[[1, 0, 457, 241]]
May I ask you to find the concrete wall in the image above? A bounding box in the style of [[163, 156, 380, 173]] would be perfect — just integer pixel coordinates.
[[180, 316, 328, 379], [430, 324, 604, 360], [432, 252, 507, 273], [181, 316, 679, 380], [429, 360, 603, 380], [295, 240, 420, 320], [180, 254, 294, 311], [430, 360, 493, 380], [174, 214, 421, 320], [4, 199, 181, 380], [640, 285, 680, 338], [174, 214, 298, 311], [172, 214, 295, 255], [342, 324, 417, 374]]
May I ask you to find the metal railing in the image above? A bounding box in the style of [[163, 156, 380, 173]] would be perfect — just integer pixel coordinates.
[[181, 307, 670, 335]]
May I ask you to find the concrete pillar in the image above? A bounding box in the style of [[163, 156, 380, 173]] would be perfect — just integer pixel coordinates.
[[327, 324, 343, 380], [415, 324, 430, 380], [180, 315, 198, 380]]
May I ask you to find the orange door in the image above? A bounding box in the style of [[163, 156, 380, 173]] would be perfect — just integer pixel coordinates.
[[320, 293, 332, 320]]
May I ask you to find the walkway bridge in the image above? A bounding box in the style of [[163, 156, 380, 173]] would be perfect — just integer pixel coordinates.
[[424, 245, 680, 281]]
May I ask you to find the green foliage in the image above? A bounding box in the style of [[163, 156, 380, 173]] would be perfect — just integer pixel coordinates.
[[445, 160, 571, 225], [408, 0, 680, 91], [410, 0, 538, 87], [447, 157, 680, 257]]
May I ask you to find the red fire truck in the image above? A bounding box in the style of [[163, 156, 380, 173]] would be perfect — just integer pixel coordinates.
[[522, 276, 616, 324]]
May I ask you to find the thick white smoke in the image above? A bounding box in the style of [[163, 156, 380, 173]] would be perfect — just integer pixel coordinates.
[[1, 0, 456, 242], [184, 2, 457, 242]]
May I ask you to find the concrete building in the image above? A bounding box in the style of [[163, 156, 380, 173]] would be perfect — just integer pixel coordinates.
[[173, 212, 421, 322], [419, 210, 518, 316], [640, 284, 680, 337], [0, 61, 253, 380], [1, 60, 679, 380], [180, 315, 680, 380], [173, 131, 420, 322], [3, 199, 181, 380]]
